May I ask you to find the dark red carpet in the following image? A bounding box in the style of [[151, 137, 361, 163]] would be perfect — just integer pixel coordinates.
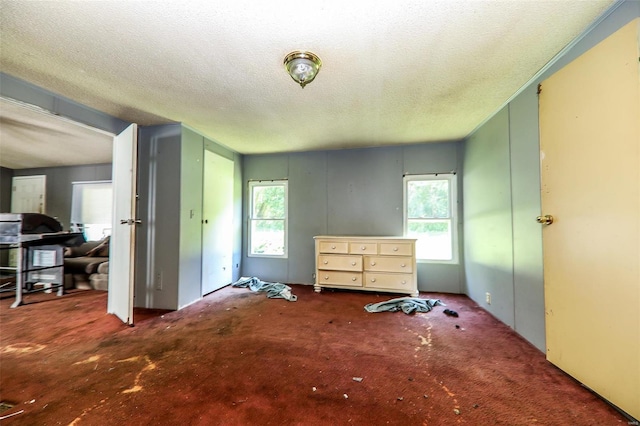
[[0, 285, 627, 425]]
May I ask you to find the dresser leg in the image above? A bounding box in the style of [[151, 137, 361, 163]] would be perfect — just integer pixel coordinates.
[[410, 291, 419, 297], [314, 284, 322, 293]]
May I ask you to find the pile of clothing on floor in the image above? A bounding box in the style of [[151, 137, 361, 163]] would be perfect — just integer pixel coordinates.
[[231, 277, 297, 301]]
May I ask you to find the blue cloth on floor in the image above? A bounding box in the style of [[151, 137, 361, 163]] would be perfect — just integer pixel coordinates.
[[364, 297, 444, 314], [231, 277, 297, 302]]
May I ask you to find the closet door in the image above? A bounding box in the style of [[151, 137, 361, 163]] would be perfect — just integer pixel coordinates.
[[539, 19, 639, 419], [201, 150, 234, 295]]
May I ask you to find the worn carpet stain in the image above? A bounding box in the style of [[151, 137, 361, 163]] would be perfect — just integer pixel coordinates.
[[117, 355, 157, 394], [73, 355, 101, 365], [0, 343, 45, 354]]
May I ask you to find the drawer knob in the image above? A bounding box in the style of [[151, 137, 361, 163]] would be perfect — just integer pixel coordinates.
[[360, 246, 366, 250], [401, 280, 406, 284], [351, 277, 357, 281], [370, 278, 376, 283], [401, 264, 406, 268], [323, 260, 328, 264], [331, 245, 336, 249], [324, 276, 329, 280], [370, 262, 376, 266], [393, 247, 398, 251]]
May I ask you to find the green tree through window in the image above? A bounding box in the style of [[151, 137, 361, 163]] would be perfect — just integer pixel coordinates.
[[404, 174, 457, 262], [249, 181, 288, 257]]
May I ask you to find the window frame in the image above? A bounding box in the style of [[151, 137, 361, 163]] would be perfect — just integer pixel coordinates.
[[403, 173, 458, 264], [247, 180, 288, 258]]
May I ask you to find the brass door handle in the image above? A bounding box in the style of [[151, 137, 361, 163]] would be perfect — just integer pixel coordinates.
[[536, 215, 554, 225]]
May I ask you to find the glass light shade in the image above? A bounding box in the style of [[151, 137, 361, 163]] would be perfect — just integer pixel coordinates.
[[284, 51, 322, 88]]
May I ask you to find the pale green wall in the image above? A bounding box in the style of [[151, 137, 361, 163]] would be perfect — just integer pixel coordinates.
[[178, 127, 205, 308], [463, 107, 515, 326], [136, 124, 182, 310], [509, 84, 545, 351]]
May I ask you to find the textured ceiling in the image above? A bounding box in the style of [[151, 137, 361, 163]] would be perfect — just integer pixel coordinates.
[[0, 98, 113, 169], [0, 0, 615, 165]]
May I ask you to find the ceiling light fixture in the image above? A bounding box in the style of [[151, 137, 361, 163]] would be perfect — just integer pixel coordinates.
[[284, 51, 322, 89]]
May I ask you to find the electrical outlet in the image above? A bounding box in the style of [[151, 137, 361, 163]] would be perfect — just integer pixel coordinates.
[[486, 292, 491, 305], [155, 271, 162, 291]]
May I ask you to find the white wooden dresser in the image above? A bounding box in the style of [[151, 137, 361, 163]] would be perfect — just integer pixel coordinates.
[[313, 236, 418, 297]]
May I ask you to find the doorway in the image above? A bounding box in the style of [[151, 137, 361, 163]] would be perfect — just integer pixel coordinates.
[[1, 97, 138, 326]]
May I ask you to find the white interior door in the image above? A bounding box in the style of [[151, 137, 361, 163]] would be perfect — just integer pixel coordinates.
[[108, 124, 138, 325], [11, 175, 46, 213], [539, 20, 639, 419], [201, 150, 234, 295]]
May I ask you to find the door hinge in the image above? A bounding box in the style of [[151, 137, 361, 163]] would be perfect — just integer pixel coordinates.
[[537, 83, 542, 95]]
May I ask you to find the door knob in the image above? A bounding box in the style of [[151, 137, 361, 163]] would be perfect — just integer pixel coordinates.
[[120, 219, 142, 225], [536, 215, 554, 225]]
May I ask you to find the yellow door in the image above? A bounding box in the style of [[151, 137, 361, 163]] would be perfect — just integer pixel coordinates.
[[539, 19, 639, 419]]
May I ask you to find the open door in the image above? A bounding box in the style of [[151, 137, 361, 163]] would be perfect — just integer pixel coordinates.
[[108, 124, 138, 325]]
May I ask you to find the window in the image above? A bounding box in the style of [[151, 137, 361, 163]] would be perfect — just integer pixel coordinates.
[[404, 174, 458, 262], [70, 181, 112, 241], [248, 180, 288, 257]]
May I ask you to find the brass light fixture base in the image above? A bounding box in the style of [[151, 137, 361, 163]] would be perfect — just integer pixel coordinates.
[[284, 51, 322, 88]]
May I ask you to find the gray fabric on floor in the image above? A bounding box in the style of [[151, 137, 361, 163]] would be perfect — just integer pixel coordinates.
[[232, 277, 297, 302], [364, 297, 444, 314]]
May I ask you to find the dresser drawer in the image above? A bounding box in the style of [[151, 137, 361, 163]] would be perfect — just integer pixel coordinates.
[[364, 256, 413, 273], [318, 254, 362, 271], [364, 272, 414, 291], [349, 242, 377, 255], [318, 270, 363, 286], [379, 242, 413, 256], [318, 241, 349, 254]]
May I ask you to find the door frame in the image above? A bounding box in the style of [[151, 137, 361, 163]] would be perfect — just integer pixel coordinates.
[[3, 99, 137, 325]]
